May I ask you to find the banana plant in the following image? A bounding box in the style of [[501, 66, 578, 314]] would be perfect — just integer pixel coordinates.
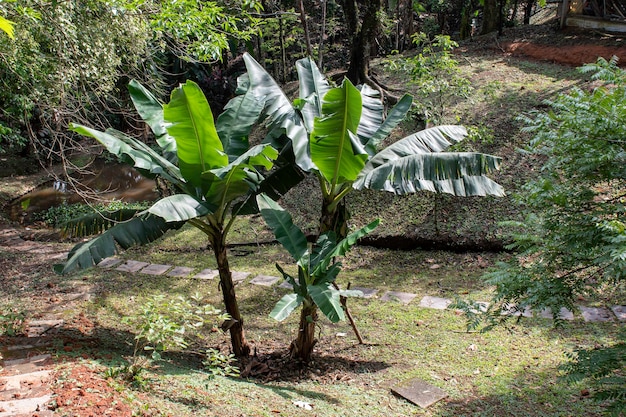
[[232, 53, 504, 238], [236, 54, 503, 360], [55, 80, 279, 357], [257, 193, 379, 362]]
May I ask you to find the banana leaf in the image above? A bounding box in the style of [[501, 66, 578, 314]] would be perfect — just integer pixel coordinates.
[[164, 80, 227, 191], [128, 80, 177, 163], [54, 214, 183, 275], [310, 79, 368, 186]]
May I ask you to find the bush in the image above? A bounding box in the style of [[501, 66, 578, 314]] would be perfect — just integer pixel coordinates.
[[36, 201, 152, 228], [111, 293, 230, 386]]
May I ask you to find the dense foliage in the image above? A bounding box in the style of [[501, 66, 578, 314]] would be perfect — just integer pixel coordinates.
[[561, 330, 625, 416], [0, 0, 262, 176], [0, 0, 153, 152]]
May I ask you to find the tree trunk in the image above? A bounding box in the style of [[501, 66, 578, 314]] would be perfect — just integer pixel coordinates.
[[211, 236, 250, 357], [523, 0, 535, 24], [318, 0, 327, 68], [340, 0, 382, 86], [481, 0, 499, 34], [291, 299, 318, 362], [298, 0, 313, 58], [279, 14, 287, 83]]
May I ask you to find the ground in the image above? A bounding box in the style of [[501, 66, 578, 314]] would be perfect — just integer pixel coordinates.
[[0, 24, 624, 417]]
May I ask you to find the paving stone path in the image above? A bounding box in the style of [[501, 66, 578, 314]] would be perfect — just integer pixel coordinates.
[[104, 257, 625, 323], [0, 346, 57, 416]]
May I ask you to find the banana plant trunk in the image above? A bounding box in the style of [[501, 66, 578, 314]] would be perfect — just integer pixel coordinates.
[[210, 236, 250, 357], [319, 197, 350, 238], [320, 197, 365, 343], [291, 299, 318, 363]]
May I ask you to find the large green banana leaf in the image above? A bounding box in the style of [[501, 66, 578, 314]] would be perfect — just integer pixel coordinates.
[[164, 80, 227, 191], [356, 84, 384, 149], [295, 57, 331, 132], [145, 194, 210, 222], [54, 214, 183, 275], [70, 124, 185, 190], [233, 144, 308, 215], [309, 232, 338, 271], [215, 74, 261, 160], [354, 125, 504, 196], [310, 79, 368, 186], [313, 219, 380, 276], [363, 93, 413, 154], [128, 80, 177, 162], [202, 144, 278, 208], [269, 293, 304, 322], [308, 283, 344, 323], [256, 193, 309, 262], [355, 151, 505, 196], [241, 53, 313, 171]]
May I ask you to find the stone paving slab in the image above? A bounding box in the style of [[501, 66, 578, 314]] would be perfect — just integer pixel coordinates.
[[231, 271, 251, 282], [611, 305, 626, 321], [351, 287, 378, 298], [419, 296, 452, 310], [391, 377, 448, 408], [0, 370, 52, 391], [0, 394, 52, 417], [380, 291, 417, 305], [501, 304, 533, 317], [278, 280, 293, 289], [537, 307, 575, 321], [167, 266, 194, 277], [194, 268, 218, 280], [141, 264, 172, 276], [250, 275, 279, 286], [26, 321, 64, 338], [3, 354, 51, 369], [115, 260, 149, 273], [97, 256, 122, 269], [579, 306, 614, 322]]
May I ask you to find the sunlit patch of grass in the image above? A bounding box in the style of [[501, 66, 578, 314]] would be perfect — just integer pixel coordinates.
[[68, 237, 619, 417]]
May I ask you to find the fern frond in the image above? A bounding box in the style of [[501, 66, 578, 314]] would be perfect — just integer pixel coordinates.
[[59, 209, 140, 238]]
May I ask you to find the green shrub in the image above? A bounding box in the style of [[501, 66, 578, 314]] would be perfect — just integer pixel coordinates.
[[384, 32, 472, 125], [110, 293, 229, 386], [37, 201, 152, 227], [0, 309, 26, 337]]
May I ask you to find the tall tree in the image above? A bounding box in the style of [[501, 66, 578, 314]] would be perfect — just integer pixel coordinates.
[[481, 0, 501, 34], [338, 0, 383, 88]]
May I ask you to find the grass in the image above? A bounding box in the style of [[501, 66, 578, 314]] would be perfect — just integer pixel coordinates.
[[3, 227, 620, 415], [48, 222, 618, 417]]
